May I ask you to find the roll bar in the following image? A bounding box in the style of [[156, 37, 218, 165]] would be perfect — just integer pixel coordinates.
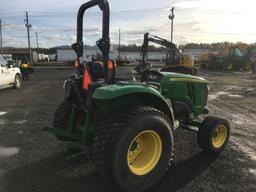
[[72, 0, 111, 82]]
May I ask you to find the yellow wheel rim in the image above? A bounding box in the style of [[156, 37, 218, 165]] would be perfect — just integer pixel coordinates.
[[127, 130, 162, 176], [212, 125, 228, 148]]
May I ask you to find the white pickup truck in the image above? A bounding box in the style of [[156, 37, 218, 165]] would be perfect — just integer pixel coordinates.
[[0, 55, 22, 89]]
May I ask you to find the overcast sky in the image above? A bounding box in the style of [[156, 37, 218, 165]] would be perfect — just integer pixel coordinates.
[[0, 0, 255, 48]]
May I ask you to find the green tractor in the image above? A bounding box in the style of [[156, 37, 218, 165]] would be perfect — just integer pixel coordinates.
[[203, 46, 253, 71], [245, 44, 256, 73], [45, 0, 231, 191], [225, 46, 248, 70]]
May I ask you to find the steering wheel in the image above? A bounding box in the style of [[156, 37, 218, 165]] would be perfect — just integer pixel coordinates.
[[133, 62, 152, 75]]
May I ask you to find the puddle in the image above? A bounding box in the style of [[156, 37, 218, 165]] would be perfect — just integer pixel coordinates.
[[209, 91, 243, 101], [0, 112, 7, 116], [208, 91, 228, 101], [0, 112, 8, 126], [0, 146, 19, 157], [228, 94, 243, 98], [229, 112, 256, 126], [13, 120, 28, 125], [247, 88, 254, 91], [232, 138, 256, 163], [225, 85, 241, 91], [0, 120, 5, 125], [232, 119, 256, 126], [248, 168, 256, 176]]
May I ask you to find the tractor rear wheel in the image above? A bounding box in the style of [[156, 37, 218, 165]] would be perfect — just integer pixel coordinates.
[[92, 106, 174, 192], [197, 116, 230, 153], [53, 100, 72, 141]]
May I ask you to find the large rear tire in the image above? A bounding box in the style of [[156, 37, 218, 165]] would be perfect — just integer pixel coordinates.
[[53, 100, 72, 141], [197, 116, 230, 153], [92, 106, 174, 192]]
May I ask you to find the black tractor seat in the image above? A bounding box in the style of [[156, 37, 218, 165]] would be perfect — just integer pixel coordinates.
[[88, 60, 134, 82], [87, 61, 105, 81]]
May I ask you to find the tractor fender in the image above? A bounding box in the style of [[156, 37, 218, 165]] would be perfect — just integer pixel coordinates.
[[92, 83, 175, 125]]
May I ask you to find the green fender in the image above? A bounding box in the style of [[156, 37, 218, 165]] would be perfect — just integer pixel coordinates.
[[92, 83, 175, 124]]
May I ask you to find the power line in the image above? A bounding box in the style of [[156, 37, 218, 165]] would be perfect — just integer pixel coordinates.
[[0, 19, 3, 54], [173, 30, 256, 36], [0, 7, 170, 19], [1, 6, 255, 19], [0, 11, 25, 15], [5, 30, 255, 39], [109, 30, 256, 37], [175, 7, 253, 15], [2, 7, 254, 19], [4, 35, 27, 38], [32, 7, 169, 14]]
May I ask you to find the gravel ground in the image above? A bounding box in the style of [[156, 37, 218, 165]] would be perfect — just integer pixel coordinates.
[[0, 67, 255, 192]]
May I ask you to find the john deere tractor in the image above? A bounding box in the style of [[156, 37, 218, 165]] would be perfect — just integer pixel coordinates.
[[45, 0, 231, 191]]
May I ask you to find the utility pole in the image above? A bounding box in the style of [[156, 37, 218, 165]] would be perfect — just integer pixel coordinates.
[[35, 32, 39, 51], [0, 19, 3, 54], [35, 32, 39, 62], [25, 12, 33, 66], [169, 7, 175, 43], [118, 28, 121, 57]]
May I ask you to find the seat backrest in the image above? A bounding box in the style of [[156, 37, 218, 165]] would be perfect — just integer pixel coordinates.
[[88, 61, 105, 81]]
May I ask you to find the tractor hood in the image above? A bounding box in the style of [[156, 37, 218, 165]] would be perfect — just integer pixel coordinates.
[[160, 72, 208, 84]]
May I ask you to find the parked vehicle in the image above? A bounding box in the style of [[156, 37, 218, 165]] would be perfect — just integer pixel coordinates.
[[0, 55, 22, 89]]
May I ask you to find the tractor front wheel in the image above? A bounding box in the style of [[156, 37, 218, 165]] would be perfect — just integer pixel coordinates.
[[92, 106, 174, 192], [197, 116, 230, 153]]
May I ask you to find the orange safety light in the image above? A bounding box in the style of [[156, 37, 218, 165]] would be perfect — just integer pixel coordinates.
[[108, 60, 113, 70], [83, 67, 92, 90]]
